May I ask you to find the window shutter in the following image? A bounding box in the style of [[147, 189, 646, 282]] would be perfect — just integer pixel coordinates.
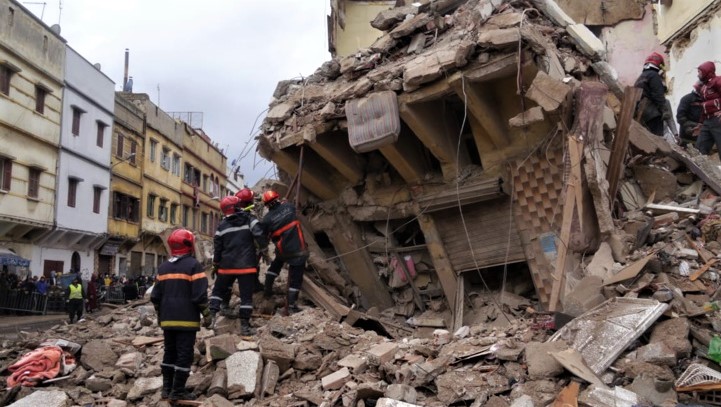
[[3, 160, 12, 190]]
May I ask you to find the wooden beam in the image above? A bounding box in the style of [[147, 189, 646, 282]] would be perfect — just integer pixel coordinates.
[[400, 101, 468, 179], [262, 145, 341, 201], [450, 77, 509, 148], [325, 214, 394, 310], [417, 213, 458, 313], [607, 86, 642, 210], [309, 132, 366, 184], [302, 276, 350, 320], [378, 127, 427, 184]]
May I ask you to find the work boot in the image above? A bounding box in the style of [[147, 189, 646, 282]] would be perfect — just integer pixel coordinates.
[[160, 365, 174, 400], [239, 318, 255, 337], [287, 290, 301, 315], [169, 370, 195, 401], [264, 275, 276, 298]]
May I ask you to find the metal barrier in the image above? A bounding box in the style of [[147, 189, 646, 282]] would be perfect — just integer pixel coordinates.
[[0, 288, 48, 314], [104, 286, 125, 304]]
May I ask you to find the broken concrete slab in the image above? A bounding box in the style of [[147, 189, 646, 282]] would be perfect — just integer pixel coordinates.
[[649, 317, 692, 358], [566, 24, 606, 59], [525, 341, 568, 379], [529, 0, 575, 27], [226, 351, 262, 398], [586, 242, 615, 280], [477, 28, 521, 48], [206, 334, 239, 362], [628, 375, 677, 406], [633, 165, 678, 202], [635, 342, 677, 367], [578, 385, 639, 407], [508, 106, 545, 127], [81, 339, 119, 372], [259, 335, 296, 372], [525, 71, 571, 112], [115, 352, 143, 372], [321, 367, 351, 390], [389, 13, 433, 39], [371, 5, 419, 31], [563, 275, 606, 317], [376, 398, 422, 407], [385, 383, 418, 403], [261, 359, 279, 396], [266, 102, 296, 123], [7, 390, 69, 407], [127, 376, 162, 401]]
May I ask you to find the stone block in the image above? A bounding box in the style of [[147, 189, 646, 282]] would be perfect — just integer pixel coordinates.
[[8, 390, 69, 407], [337, 353, 368, 373], [206, 334, 239, 362], [115, 352, 143, 372], [366, 342, 398, 366], [385, 383, 417, 403], [376, 398, 422, 407], [633, 165, 678, 202], [86, 375, 113, 392], [562, 276, 605, 317], [266, 103, 295, 123], [649, 317, 692, 358], [586, 242, 615, 279], [259, 336, 295, 372], [127, 376, 163, 401], [477, 28, 521, 47], [525, 71, 571, 113], [293, 350, 322, 371], [371, 5, 418, 31], [526, 341, 568, 379], [81, 339, 119, 372], [635, 342, 677, 367], [509, 106, 545, 127], [321, 367, 351, 390], [261, 360, 279, 396], [226, 351, 263, 398]]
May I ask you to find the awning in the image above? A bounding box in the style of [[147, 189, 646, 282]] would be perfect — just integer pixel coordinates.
[[0, 248, 30, 267]]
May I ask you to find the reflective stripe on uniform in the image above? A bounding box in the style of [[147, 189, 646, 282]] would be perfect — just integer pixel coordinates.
[[218, 268, 256, 275], [271, 220, 300, 238], [158, 272, 207, 281], [215, 225, 250, 237], [160, 320, 201, 328]]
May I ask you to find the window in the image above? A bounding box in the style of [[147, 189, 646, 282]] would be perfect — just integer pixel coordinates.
[[35, 86, 47, 114], [113, 192, 140, 222], [27, 168, 40, 198], [9, 7, 14, 27], [202, 174, 208, 193], [0, 157, 11, 191], [130, 141, 137, 164], [147, 194, 156, 218], [115, 134, 124, 158], [193, 169, 201, 186], [159, 198, 168, 222], [170, 203, 178, 224], [149, 139, 157, 162], [96, 122, 106, 147], [93, 187, 103, 213], [71, 107, 82, 136], [182, 205, 189, 227], [201, 212, 208, 234], [184, 163, 193, 183], [68, 178, 79, 207], [172, 154, 180, 176], [160, 147, 170, 170], [0, 65, 13, 95]]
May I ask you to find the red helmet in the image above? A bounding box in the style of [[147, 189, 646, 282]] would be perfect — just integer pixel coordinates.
[[698, 61, 716, 82], [235, 188, 255, 207], [168, 228, 195, 257], [644, 52, 665, 69], [262, 190, 280, 205], [220, 196, 239, 216]]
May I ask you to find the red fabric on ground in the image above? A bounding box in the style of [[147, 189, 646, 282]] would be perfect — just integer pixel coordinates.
[[7, 346, 63, 387]]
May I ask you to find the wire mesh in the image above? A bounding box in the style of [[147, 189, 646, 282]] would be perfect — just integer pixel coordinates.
[[676, 363, 721, 389]]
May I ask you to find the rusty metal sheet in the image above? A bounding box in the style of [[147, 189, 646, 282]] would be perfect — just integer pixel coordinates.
[[549, 297, 668, 375]]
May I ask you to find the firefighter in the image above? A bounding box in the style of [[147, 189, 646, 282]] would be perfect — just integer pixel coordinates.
[[210, 194, 269, 337], [151, 228, 211, 402], [260, 190, 309, 314], [635, 52, 670, 137], [677, 81, 704, 147], [696, 61, 721, 159]]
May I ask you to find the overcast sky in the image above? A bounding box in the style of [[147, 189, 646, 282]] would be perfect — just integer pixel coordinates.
[[23, 0, 331, 186]]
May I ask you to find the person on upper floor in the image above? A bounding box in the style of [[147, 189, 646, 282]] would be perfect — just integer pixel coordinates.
[[635, 52, 671, 137]]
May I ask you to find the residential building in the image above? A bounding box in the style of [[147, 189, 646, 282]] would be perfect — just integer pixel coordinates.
[[33, 46, 114, 280], [102, 93, 145, 277], [179, 125, 226, 240], [119, 93, 182, 278], [0, 0, 65, 276]]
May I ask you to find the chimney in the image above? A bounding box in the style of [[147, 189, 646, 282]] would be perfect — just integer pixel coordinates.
[[123, 48, 129, 91]]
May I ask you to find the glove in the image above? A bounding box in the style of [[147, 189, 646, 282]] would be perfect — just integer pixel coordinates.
[[211, 265, 218, 280], [201, 307, 212, 329]]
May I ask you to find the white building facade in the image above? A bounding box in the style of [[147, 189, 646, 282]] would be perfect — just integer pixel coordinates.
[[33, 46, 114, 278]]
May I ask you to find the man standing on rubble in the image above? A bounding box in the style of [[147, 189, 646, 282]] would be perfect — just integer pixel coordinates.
[[677, 81, 704, 147], [635, 52, 671, 137], [65, 276, 85, 324], [260, 190, 309, 314], [151, 228, 211, 402], [210, 192, 269, 337], [695, 61, 721, 159]]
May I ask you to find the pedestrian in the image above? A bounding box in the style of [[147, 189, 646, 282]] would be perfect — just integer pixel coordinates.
[[86, 274, 98, 312], [677, 81, 704, 147], [36, 276, 48, 296], [65, 277, 85, 324], [49, 270, 57, 286], [695, 61, 721, 159], [260, 190, 309, 314], [209, 193, 269, 337], [151, 228, 211, 402], [635, 52, 671, 137]]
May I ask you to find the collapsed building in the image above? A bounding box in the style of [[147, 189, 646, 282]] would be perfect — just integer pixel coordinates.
[[8, 0, 721, 406]]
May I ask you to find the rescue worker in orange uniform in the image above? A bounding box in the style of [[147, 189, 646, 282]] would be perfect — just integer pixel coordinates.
[[260, 190, 309, 314], [210, 194, 268, 336], [151, 228, 210, 402]]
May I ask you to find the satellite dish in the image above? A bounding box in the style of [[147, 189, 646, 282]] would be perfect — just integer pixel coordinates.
[[50, 24, 61, 34]]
